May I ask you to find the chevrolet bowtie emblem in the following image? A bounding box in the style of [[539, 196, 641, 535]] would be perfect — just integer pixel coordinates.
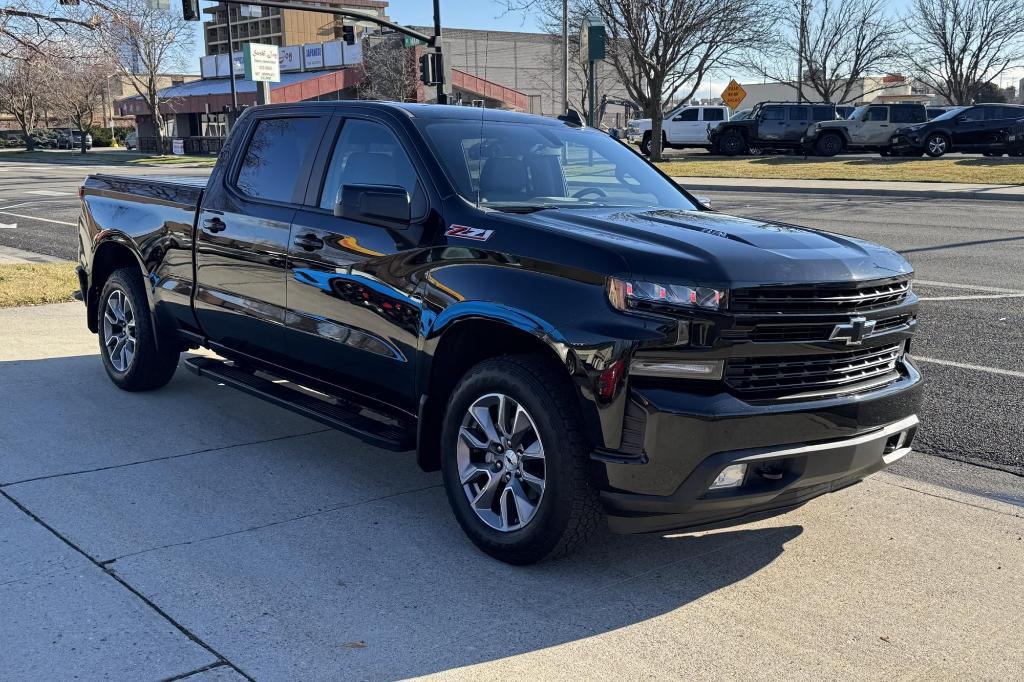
[[830, 316, 876, 346]]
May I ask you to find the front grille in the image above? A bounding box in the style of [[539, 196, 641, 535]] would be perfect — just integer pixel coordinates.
[[731, 278, 910, 315], [747, 314, 913, 342], [725, 342, 903, 399]]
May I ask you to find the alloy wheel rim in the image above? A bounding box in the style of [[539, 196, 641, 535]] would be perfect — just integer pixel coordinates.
[[929, 137, 945, 154], [102, 289, 137, 372], [456, 392, 546, 532]]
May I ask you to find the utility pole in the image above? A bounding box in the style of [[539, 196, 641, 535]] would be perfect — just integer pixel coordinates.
[[225, 4, 238, 111], [561, 0, 568, 115], [432, 0, 446, 104], [796, 0, 808, 103]]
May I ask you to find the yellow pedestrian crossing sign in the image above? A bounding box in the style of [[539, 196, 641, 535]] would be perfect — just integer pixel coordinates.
[[720, 80, 747, 110]]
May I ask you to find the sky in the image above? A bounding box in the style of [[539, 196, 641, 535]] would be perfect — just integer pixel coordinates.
[[188, 0, 1023, 95]]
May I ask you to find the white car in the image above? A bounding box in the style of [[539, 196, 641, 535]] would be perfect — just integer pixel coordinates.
[[626, 105, 730, 155]]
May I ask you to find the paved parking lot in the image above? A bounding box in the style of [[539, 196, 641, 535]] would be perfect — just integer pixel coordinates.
[[1, 155, 1022, 679], [2, 302, 1023, 680]]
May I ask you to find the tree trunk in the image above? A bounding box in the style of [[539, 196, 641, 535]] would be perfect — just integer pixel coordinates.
[[650, 115, 664, 162]]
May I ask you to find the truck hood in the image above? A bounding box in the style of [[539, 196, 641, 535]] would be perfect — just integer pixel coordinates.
[[521, 207, 911, 288], [628, 118, 652, 130], [815, 120, 851, 130]]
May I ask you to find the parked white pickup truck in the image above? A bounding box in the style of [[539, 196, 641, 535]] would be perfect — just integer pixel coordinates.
[[626, 105, 730, 155]]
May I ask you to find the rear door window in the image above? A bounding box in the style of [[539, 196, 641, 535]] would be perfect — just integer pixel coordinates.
[[702, 108, 725, 121], [762, 106, 785, 121], [235, 117, 325, 203], [866, 107, 888, 122], [787, 106, 810, 121], [892, 107, 925, 123], [812, 106, 835, 121]]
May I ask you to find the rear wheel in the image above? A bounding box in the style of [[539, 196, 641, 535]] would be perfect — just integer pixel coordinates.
[[925, 133, 949, 157], [98, 268, 179, 391], [815, 133, 844, 157], [717, 130, 748, 156], [440, 355, 602, 564]]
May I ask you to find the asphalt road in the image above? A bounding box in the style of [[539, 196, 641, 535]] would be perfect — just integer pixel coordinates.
[[700, 189, 1024, 485], [1, 154, 1020, 486]]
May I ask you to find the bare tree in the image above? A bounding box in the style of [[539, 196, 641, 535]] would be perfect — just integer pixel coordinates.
[[95, 0, 193, 153], [46, 51, 114, 153], [359, 35, 416, 102], [0, 50, 50, 149], [902, 0, 1024, 105], [749, 0, 902, 104], [592, 0, 775, 160], [1, 0, 99, 58]]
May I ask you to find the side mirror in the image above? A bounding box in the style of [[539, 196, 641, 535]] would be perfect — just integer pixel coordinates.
[[956, 114, 967, 123], [693, 194, 712, 208], [335, 184, 411, 230]]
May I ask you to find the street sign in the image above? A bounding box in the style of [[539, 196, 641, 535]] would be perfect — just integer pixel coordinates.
[[244, 43, 281, 83], [580, 16, 606, 62], [720, 80, 747, 110]]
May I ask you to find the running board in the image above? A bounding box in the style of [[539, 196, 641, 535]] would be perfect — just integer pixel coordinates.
[[184, 356, 415, 452]]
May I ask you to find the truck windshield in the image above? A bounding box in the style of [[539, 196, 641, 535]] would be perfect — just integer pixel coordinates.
[[419, 119, 697, 212]]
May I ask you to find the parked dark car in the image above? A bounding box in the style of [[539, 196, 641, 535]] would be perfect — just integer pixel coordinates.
[[709, 102, 842, 155], [926, 106, 957, 120], [56, 129, 93, 150], [890, 104, 1024, 157], [76, 102, 922, 564]]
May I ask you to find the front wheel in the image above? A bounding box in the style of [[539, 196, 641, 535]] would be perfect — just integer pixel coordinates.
[[717, 130, 748, 156], [98, 268, 180, 391], [925, 134, 949, 157], [814, 133, 844, 157], [440, 355, 602, 564]]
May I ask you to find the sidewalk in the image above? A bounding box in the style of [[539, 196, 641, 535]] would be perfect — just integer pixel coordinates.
[[674, 176, 1024, 201], [1, 301, 1022, 679]]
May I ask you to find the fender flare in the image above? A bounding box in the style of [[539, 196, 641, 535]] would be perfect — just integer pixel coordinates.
[[88, 233, 163, 347]]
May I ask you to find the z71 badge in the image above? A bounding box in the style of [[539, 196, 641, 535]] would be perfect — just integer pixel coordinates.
[[445, 225, 494, 241]]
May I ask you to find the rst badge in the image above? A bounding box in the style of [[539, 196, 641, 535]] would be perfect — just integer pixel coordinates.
[[445, 225, 494, 241]]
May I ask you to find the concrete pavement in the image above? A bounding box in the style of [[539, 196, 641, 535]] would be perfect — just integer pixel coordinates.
[[676, 176, 1024, 201], [1, 301, 1021, 680]]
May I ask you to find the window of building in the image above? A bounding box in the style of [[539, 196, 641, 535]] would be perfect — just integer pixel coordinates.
[[236, 117, 323, 203], [319, 119, 424, 215]]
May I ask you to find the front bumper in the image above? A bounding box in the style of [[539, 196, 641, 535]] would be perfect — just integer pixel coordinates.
[[594, 361, 923, 534]]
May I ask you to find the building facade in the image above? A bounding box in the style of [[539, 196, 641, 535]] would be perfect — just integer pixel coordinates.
[[204, 0, 389, 54], [734, 76, 927, 110]]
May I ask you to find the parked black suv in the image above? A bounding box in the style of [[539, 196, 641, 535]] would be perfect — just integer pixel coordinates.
[[890, 104, 1024, 157], [709, 102, 841, 155], [77, 102, 922, 564]]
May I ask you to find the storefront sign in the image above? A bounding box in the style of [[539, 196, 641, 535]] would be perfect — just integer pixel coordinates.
[[303, 43, 324, 70], [244, 43, 281, 83]]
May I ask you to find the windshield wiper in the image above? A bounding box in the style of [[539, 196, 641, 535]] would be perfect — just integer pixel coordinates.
[[489, 205, 553, 214]]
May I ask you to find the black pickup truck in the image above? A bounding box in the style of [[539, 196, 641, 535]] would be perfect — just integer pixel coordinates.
[[77, 102, 922, 564]]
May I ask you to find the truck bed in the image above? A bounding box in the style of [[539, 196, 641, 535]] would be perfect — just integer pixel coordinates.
[[83, 173, 207, 209]]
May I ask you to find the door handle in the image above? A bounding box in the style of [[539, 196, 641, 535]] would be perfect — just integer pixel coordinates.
[[294, 233, 325, 251], [203, 217, 226, 233]]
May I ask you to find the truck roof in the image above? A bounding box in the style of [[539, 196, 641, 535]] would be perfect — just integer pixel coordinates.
[[251, 100, 566, 126]]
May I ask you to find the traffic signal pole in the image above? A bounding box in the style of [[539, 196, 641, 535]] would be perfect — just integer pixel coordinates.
[[225, 5, 238, 110]]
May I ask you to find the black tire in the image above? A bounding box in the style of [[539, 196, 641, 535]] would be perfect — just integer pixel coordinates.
[[717, 130, 748, 156], [924, 133, 949, 157], [97, 267, 179, 391], [440, 355, 602, 565], [814, 133, 844, 157], [640, 132, 652, 156], [879, 150, 891, 157]]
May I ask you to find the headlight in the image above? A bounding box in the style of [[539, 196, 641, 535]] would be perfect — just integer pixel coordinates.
[[608, 277, 726, 312]]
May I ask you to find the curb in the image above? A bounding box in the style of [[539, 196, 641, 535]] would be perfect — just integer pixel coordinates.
[[672, 180, 1024, 202]]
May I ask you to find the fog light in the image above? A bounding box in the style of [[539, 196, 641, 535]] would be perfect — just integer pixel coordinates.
[[710, 463, 747, 490], [629, 359, 723, 380]]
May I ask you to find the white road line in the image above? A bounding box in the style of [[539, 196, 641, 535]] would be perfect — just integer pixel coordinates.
[[914, 356, 1024, 379], [0, 222, 15, 229], [23, 190, 72, 196], [919, 294, 1024, 301], [0, 210, 76, 226], [915, 279, 1024, 294], [0, 199, 74, 212]]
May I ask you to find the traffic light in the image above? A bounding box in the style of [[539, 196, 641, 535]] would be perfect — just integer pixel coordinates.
[[419, 52, 442, 86], [181, 0, 200, 21], [341, 25, 355, 45]]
